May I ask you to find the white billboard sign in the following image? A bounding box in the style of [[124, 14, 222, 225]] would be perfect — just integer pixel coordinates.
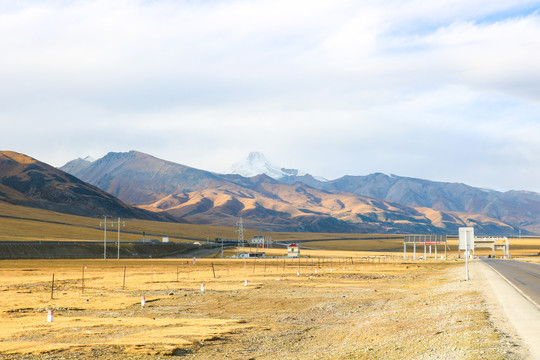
[[458, 227, 475, 251]]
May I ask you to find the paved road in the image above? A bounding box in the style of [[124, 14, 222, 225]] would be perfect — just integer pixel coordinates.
[[482, 258, 540, 309], [478, 260, 540, 359]]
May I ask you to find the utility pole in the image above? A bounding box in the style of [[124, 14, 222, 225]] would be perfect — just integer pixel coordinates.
[[100, 216, 113, 260], [116, 217, 125, 261]]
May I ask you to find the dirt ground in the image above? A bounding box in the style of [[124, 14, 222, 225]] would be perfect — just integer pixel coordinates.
[[0, 253, 527, 359]]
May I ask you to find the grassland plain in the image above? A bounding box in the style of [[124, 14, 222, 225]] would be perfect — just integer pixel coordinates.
[[0, 201, 402, 245], [0, 254, 528, 360], [3, 201, 540, 257], [1, 201, 539, 358]]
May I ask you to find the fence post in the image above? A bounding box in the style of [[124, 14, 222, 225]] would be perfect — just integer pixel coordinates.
[[51, 274, 55, 300]]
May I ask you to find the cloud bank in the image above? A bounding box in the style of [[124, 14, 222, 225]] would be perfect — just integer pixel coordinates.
[[1, 0, 540, 191]]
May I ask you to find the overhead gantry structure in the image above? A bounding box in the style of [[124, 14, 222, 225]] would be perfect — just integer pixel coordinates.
[[404, 235, 448, 261]]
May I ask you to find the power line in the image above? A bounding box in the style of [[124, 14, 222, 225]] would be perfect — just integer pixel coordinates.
[[99, 216, 113, 260], [115, 217, 126, 261]]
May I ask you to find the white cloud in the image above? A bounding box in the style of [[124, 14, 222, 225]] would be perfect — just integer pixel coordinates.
[[1, 0, 540, 191]]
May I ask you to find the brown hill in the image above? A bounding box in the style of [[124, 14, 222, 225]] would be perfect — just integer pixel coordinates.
[[285, 173, 540, 235], [65, 150, 224, 204], [63, 151, 515, 234], [58, 151, 518, 234], [0, 151, 170, 221], [138, 180, 513, 234]]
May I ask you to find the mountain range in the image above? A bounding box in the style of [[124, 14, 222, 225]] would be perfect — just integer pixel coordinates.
[[224, 152, 540, 234], [0, 151, 170, 221], [292, 173, 540, 234], [59, 150, 536, 235]]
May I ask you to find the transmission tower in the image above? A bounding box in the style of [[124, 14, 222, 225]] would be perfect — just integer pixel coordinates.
[[236, 217, 245, 254]]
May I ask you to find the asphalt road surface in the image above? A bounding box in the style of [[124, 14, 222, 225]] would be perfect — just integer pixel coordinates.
[[482, 258, 540, 308]]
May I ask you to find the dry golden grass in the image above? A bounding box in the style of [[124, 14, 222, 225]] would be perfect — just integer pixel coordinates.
[[0, 201, 247, 242], [5, 199, 538, 258], [0, 252, 521, 359], [301, 238, 403, 252], [304, 236, 540, 261], [0, 201, 402, 245], [1, 201, 538, 358]]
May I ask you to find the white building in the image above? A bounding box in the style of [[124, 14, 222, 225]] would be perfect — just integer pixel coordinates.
[[287, 244, 300, 258]]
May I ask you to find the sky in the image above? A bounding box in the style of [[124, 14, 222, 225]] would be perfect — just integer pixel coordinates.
[[1, 0, 540, 192]]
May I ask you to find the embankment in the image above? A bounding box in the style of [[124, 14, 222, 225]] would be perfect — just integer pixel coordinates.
[[0, 241, 221, 259]]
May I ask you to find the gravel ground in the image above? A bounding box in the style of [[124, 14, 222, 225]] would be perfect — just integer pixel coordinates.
[[1, 260, 527, 359]]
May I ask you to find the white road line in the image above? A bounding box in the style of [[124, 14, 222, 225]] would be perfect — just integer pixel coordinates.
[[478, 260, 540, 360], [484, 260, 540, 311]]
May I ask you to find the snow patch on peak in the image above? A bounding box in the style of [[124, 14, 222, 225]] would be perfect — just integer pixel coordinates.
[[313, 175, 329, 182], [246, 151, 266, 162], [226, 152, 284, 179], [281, 168, 306, 177], [225, 152, 328, 182], [83, 156, 96, 162]]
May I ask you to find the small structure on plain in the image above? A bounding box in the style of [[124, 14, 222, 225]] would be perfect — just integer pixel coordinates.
[[287, 244, 300, 258]]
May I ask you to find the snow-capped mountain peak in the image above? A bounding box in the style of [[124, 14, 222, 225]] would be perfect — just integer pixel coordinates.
[[225, 152, 328, 181], [226, 152, 285, 179]]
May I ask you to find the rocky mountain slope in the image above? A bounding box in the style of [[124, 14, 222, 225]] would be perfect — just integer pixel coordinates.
[[59, 156, 95, 175], [222, 153, 540, 234], [60, 151, 518, 234], [289, 174, 540, 234], [139, 177, 513, 234], [0, 151, 170, 221], [64, 151, 224, 205]]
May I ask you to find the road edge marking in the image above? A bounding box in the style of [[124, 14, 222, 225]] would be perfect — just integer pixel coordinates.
[[480, 260, 540, 312]]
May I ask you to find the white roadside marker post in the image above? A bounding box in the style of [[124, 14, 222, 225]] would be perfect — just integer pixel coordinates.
[[465, 238, 470, 281]]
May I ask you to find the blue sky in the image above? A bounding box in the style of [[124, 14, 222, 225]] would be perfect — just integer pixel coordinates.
[[1, 0, 540, 192]]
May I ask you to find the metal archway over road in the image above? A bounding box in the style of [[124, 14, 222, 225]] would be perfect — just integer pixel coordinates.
[[474, 237, 510, 259], [403, 235, 447, 260], [457, 227, 510, 259]]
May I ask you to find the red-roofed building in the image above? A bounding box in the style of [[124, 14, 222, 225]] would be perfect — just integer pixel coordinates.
[[287, 243, 300, 258]]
